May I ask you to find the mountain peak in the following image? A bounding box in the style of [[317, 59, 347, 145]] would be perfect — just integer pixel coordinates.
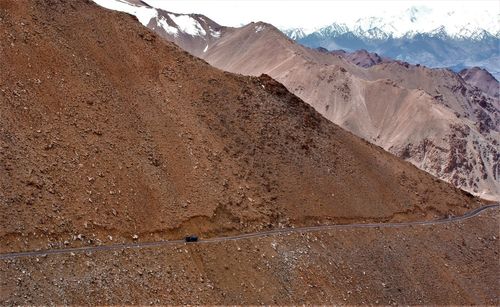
[[459, 67, 499, 98], [283, 27, 307, 40], [244, 21, 286, 37]]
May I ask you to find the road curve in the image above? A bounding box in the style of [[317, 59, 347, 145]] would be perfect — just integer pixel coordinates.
[[1, 204, 498, 260]]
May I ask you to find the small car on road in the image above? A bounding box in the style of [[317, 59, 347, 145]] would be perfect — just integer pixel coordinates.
[[185, 235, 198, 242]]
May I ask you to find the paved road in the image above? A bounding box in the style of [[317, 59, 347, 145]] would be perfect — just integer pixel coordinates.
[[1, 204, 498, 260]]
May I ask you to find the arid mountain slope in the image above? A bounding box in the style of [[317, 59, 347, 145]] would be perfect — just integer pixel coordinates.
[[205, 24, 499, 201], [0, 0, 483, 254], [116, 3, 499, 200], [0, 1, 498, 305], [317, 48, 392, 68], [459, 66, 499, 98]]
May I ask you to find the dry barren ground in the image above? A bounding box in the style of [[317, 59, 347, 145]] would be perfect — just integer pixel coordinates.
[[1, 207, 498, 305]]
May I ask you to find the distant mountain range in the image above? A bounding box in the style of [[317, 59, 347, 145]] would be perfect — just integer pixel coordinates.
[[282, 7, 500, 79]]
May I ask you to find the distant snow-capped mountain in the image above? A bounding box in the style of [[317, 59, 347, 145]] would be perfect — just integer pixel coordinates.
[[283, 6, 500, 78], [282, 28, 307, 40], [350, 6, 498, 39], [93, 0, 224, 57], [285, 6, 499, 40]]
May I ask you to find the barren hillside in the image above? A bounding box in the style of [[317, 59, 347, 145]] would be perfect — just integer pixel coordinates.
[[201, 23, 499, 200], [0, 0, 482, 253], [99, 0, 499, 200], [0, 0, 498, 305]]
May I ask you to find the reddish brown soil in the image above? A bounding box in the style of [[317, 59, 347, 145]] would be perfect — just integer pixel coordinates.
[[0, 0, 483, 254]]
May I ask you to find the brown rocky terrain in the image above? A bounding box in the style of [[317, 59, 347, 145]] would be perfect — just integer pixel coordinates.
[[110, 0, 499, 200], [0, 0, 498, 304], [1, 0, 484, 253], [1, 205, 498, 305]]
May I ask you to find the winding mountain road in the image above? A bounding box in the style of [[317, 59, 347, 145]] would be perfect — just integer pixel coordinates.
[[1, 204, 498, 260]]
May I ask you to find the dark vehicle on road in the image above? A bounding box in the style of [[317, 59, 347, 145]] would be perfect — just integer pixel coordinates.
[[185, 235, 198, 242]]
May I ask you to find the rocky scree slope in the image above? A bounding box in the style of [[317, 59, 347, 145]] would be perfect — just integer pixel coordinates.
[[200, 23, 499, 201], [111, 2, 500, 201], [0, 0, 483, 253], [317, 48, 391, 68]]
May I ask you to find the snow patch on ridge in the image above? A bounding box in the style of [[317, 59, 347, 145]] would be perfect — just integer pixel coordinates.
[[255, 25, 265, 33], [210, 29, 221, 38], [157, 16, 179, 36], [284, 28, 306, 40], [168, 14, 206, 36], [93, 0, 157, 26]]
